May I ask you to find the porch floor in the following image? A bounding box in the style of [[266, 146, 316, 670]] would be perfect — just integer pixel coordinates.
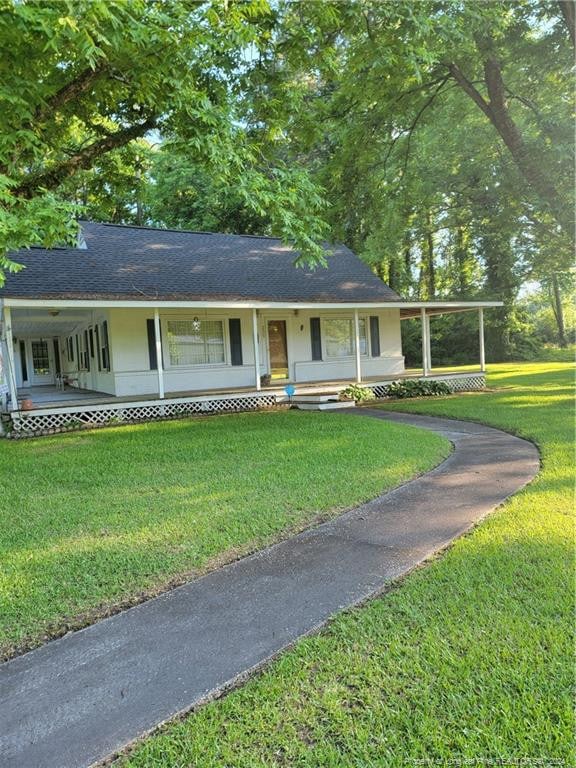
[[15, 366, 483, 411]]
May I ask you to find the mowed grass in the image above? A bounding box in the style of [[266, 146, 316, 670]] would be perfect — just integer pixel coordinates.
[[120, 363, 574, 767], [0, 409, 448, 658]]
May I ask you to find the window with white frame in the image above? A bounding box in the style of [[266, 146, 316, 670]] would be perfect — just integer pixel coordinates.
[[323, 317, 368, 358], [166, 319, 225, 366]]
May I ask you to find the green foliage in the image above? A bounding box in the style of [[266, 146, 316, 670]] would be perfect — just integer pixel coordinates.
[[146, 149, 268, 234], [519, 281, 576, 347], [523, 344, 576, 363], [245, 0, 574, 351], [58, 140, 154, 225], [340, 384, 375, 402], [384, 379, 452, 399], [2, 0, 572, 351], [120, 362, 574, 767], [0, 0, 330, 280]]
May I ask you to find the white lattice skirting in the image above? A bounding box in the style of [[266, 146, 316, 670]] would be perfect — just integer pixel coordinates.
[[7, 393, 278, 438], [368, 373, 486, 399]]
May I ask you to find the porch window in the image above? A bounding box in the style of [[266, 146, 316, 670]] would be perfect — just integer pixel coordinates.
[[166, 319, 225, 366], [323, 318, 367, 358], [31, 340, 50, 376]]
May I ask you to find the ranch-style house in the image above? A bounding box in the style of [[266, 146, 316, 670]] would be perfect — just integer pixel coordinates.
[[0, 221, 500, 435]]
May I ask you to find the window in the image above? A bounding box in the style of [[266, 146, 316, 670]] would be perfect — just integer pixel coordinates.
[[323, 318, 368, 358], [31, 340, 50, 375], [167, 319, 225, 366]]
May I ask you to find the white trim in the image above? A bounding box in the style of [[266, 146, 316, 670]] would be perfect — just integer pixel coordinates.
[[425, 313, 432, 374], [479, 307, 486, 373], [2, 298, 504, 311], [154, 308, 164, 399], [252, 309, 261, 391], [421, 308, 429, 377], [354, 309, 362, 383], [3, 307, 18, 411]]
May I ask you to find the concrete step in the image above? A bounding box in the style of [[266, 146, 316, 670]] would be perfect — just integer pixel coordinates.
[[295, 399, 356, 411], [291, 393, 341, 403]]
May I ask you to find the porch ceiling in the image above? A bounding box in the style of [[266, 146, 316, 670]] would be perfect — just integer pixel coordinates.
[[10, 307, 94, 337]]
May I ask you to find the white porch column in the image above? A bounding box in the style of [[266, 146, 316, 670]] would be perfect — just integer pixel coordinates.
[[153, 308, 164, 399], [479, 307, 486, 372], [354, 309, 362, 383], [425, 313, 432, 374], [420, 307, 429, 376], [3, 306, 18, 411], [252, 308, 261, 391]]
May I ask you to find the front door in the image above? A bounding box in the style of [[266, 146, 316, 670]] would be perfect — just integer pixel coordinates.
[[267, 320, 289, 380], [29, 339, 55, 385]]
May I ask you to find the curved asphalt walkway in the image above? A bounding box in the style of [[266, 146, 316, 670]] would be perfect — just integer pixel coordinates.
[[0, 411, 539, 768]]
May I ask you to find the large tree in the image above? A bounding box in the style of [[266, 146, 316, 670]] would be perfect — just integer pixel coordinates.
[[0, 0, 329, 281], [241, 0, 573, 352]]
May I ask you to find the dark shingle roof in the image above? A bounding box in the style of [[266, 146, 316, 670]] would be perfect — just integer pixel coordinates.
[[1, 221, 400, 303]]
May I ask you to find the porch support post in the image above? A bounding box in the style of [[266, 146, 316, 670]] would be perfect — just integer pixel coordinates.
[[252, 308, 261, 391], [479, 307, 486, 372], [425, 313, 432, 374], [354, 309, 362, 383], [420, 307, 429, 377], [3, 306, 18, 411], [153, 308, 164, 399]]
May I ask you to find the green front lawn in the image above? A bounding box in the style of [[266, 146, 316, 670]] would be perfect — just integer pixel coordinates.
[[0, 409, 448, 659], [121, 362, 574, 767]]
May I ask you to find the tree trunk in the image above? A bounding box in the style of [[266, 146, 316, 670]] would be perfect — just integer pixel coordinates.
[[481, 231, 518, 361], [559, 0, 576, 47], [448, 56, 574, 241], [551, 274, 567, 346]]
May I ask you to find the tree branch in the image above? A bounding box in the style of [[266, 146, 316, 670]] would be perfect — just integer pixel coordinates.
[[34, 62, 108, 123], [447, 63, 493, 121], [449, 50, 574, 240], [15, 117, 157, 197], [367, 77, 450, 173], [400, 77, 449, 178]]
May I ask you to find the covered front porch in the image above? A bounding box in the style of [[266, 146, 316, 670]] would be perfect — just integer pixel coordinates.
[[1, 297, 498, 435]]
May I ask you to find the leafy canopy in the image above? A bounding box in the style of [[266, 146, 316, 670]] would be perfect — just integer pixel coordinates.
[[0, 0, 329, 281]]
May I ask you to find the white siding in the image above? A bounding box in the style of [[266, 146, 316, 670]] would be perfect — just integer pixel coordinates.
[[60, 311, 116, 394], [257, 309, 404, 383], [105, 307, 404, 396], [109, 309, 257, 397]]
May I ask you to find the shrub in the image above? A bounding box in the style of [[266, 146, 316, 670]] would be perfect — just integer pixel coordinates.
[[384, 379, 452, 399], [340, 384, 376, 402]]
